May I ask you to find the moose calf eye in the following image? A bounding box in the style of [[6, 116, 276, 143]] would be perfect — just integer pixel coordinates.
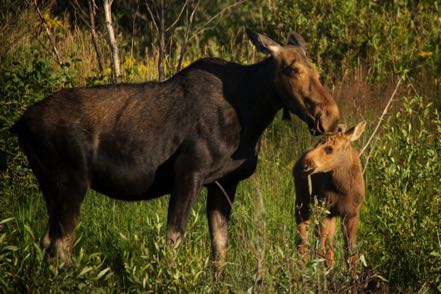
[[324, 146, 333, 154]]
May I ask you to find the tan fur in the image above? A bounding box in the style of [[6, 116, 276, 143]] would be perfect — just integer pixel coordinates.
[[293, 122, 366, 273]]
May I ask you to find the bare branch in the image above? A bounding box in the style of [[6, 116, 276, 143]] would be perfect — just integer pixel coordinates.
[[145, 0, 159, 34], [362, 137, 378, 175], [146, 0, 161, 25], [214, 181, 232, 208], [32, 0, 63, 67], [191, 0, 248, 39], [165, 0, 189, 32], [72, 0, 90, 28], [360, 78, 402, 155], [177, 0, 201, 71]]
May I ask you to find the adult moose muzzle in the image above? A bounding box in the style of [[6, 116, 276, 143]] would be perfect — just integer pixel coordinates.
[[11, 29, 339, 274]]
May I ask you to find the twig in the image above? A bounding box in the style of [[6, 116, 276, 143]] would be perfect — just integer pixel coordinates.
[[190, 0, 248, 40], [32, 0, 63, 67], [145, 0, 159, 34], [165, 0, 189, 32], [362, 137, 378, 175], [214, 180, 232, 208], [176, 0, 201, 71], [360, 78, 402, 155], [252, 177, 266, 289]]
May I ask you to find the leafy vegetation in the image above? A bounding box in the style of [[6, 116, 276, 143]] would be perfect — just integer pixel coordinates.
[[0, 1, 440, 292]]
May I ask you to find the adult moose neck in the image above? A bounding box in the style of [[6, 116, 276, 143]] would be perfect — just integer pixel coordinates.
[[232, 57, 283, 146]]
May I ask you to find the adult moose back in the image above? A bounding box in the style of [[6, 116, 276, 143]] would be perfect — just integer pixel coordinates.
[[11, 29, 339, 269]]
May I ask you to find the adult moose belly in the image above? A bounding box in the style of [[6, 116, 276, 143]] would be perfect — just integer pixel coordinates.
[[90, 129, 181, 200]]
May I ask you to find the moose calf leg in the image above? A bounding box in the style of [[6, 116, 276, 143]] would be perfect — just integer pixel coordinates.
[[342, 215, 359, 274], [297, 220, 310, 263], [206, 182, 237, 278], [320, 216, 337, 268]]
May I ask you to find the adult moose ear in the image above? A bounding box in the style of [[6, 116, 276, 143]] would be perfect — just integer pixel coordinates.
[[246, 28, 281, 56], [345, 121, 367, 142], [287, 32, 307, 54]]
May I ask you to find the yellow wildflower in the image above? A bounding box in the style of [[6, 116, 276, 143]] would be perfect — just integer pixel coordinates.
[[417, 51, 433, 58], [123, 56, 135, 69]]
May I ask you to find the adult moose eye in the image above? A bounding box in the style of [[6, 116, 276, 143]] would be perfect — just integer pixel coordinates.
[[324, 146, 333, 154], [284, 67, 298, 77]]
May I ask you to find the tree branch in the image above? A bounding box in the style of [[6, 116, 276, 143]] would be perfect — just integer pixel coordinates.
[[32, 0, 63, 67], [360, 78, 402, 155], [177, 0, 200, 71], [191, 0, 248, 40], [165, 0, 189, 32]]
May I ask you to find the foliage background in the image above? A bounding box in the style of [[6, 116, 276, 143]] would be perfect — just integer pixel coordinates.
[[0, 0, 440, 292]]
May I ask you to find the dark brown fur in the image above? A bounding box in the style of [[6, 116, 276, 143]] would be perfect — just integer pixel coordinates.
[[11, 30, 340, 272], [293, 122, 366, 271]]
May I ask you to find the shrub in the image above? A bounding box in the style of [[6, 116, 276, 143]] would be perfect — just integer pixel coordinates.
[[364, 95, 441, 292]]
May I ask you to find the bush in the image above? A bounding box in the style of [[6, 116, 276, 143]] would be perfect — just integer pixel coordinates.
[[271, 0, 440, 81], [365, 95, 441, 292]]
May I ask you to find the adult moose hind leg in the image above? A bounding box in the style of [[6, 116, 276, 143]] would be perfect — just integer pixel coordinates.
[[166, 150, 205, 248], [17, 134, 88, 264], [40, 173, 88, 264], [206, 181, 237, 278]]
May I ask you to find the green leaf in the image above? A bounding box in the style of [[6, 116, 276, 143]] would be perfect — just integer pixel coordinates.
[[96, 267, 111, 280], [79, 266, 93, 276]]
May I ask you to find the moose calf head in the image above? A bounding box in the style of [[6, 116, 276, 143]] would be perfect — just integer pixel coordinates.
[[301, 121, 366, 174]]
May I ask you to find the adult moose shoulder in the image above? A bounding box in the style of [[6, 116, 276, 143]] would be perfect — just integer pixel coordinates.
[[11, 29, 340, 270]]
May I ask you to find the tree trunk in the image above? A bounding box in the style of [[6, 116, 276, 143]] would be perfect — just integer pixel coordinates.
[[158, 0, 165, 82], [104, 0, 120, 83]]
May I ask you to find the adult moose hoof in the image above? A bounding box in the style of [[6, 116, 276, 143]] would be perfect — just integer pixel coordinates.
[[42, 234, 74, 266]]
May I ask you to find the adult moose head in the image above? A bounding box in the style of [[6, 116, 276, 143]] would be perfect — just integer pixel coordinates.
[[246, 28, 340, 134], [11, 29, 339, 275]]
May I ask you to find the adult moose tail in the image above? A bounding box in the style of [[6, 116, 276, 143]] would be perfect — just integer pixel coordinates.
[[10, 119, 23, 135], [1, 119, 23, 172]]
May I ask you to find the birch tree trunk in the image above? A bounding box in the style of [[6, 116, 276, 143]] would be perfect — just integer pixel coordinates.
[[104, 0, 120, 83]]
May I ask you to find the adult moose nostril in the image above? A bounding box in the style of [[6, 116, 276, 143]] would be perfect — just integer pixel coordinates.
[[315, 116, 325, 134], [303, 160, 316, 173]]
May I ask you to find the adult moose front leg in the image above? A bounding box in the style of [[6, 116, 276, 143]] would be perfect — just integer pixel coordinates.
[[206, 181, 238, 278]]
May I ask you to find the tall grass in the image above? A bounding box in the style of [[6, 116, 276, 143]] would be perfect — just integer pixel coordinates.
[[1, 1, 440, 292]]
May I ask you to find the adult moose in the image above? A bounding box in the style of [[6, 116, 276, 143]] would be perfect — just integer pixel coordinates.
[[11, 29, 340, 269]]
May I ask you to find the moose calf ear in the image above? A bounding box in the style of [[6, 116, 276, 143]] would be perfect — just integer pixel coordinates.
[[246, 28, 281, 56], [287, 31, 307, 53], [345, 121, 367, 141]]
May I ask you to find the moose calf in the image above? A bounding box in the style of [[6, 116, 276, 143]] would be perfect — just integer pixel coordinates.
[[293, 121, 366, 270]]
